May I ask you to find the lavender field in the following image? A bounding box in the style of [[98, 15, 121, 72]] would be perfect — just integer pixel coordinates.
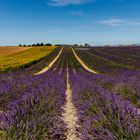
[[0, 46, 140, 140]]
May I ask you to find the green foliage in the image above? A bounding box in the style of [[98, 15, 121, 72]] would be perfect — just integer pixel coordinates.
[[112, 84, 140, 107]]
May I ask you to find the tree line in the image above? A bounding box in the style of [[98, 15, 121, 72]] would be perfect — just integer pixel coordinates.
[[19, 43, 90, 47], [19, 43, 62, 47]]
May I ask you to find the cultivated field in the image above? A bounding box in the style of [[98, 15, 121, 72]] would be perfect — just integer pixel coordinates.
[[0, 46, 57, 73], [0, 47, 31, 57], [0, 46, 139, 140], [74, 46, 140, 74]]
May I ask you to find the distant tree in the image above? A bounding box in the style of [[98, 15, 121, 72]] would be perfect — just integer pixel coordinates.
[[74, 44, 79, 47], [23, 44, 26, 47], [45, 43, 52, 46], [85, 43, 89, 47], [19, 44, 22, 47], [40, 43, 44, 46], [32, 44, 36, 46], [36, 43, 41, 46]]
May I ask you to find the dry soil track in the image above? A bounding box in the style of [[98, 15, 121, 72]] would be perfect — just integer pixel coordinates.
[[35, 47, 80, 139], [62, 68, 80, 140], [72, 48, 97, 74], [35, 48, 63, 75], [34, 47, 97, 139]]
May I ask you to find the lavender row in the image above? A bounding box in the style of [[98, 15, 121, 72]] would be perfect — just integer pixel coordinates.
[[88, 49, 138, 69], [77, 69, 140, 108], [87, 48, 140, 69], [69, 69, 140, 140], [0, 48, 67, 139], [75, 49, 128, 74], [94, 46, 140, 59], [75, 46, 140, 74]]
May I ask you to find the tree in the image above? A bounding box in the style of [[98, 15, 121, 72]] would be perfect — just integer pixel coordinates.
[[36, 43, 41, 46], [45, 43, 52, 46], [40, 43, 44, 46], [74, 44, 79, 47], [85, 43, 89, 47], [32, 44, 36, 46], [19, 44, 22, 47]]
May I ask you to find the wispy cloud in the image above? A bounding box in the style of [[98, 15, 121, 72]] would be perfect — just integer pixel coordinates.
[[128, 21, 140, 26], [69, 11, 84, 16], [47, 0, 93, 6], [99, 18, 140, 26], [99, 19, 124, 26]]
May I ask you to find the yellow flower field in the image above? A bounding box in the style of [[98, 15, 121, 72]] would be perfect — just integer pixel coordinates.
[[0, 46, 56, 73]]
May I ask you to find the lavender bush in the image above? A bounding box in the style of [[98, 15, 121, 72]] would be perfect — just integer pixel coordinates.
[[69, 69, 140, 140]]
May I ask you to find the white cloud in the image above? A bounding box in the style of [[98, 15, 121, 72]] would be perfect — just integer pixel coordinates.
[[69, 11, 84, 16], [99, 19, 124, 26], [47, 0, 93, 6], [128, 21, 140, 26], [99, 18, 140, 26]]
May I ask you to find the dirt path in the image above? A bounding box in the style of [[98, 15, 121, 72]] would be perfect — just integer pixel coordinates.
[[62, 68, 80, 140], [138, 108, 140, 114], [35, 48, 63, 75], [72, 48, 97, 74]]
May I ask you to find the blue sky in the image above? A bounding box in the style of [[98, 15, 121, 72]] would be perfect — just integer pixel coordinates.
[[0, 0, 140, 45]]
